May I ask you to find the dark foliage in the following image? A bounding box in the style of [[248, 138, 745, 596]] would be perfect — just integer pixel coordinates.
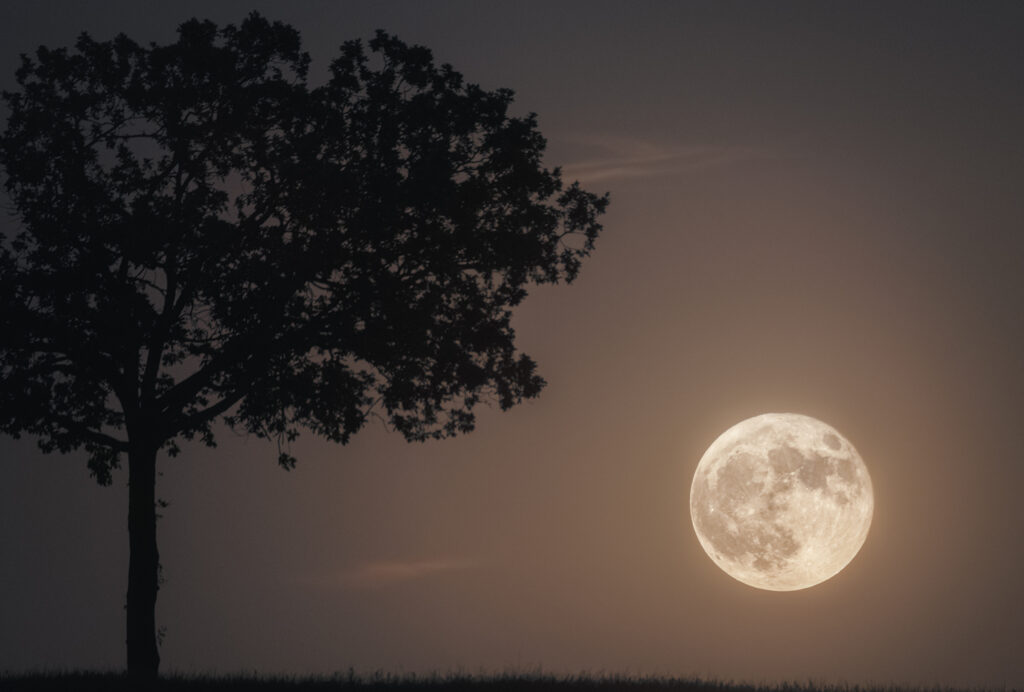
[[0, 13, 607, 679], [0, 13, 607, 477]]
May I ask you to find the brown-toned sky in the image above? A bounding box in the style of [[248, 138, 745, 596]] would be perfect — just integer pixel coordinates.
[[2, 1, 1024, 687]]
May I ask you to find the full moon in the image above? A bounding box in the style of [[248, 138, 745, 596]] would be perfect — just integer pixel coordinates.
[[690, 413, 873, 591]]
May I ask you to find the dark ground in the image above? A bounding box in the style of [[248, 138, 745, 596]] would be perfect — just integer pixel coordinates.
[[0, 673, 997, 692]]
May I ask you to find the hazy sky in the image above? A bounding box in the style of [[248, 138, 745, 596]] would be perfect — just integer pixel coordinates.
[[2, 1, 1024, 687]]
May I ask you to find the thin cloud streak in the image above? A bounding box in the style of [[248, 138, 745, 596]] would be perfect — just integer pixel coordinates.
[[557, 134, 772, 184], [304, 557, 482, 589]]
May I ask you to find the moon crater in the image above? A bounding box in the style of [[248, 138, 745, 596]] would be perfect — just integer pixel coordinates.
[[690, 413, 873, 591]]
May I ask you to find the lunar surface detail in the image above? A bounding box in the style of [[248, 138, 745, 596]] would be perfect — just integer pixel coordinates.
[[690, 413, 873, 591]]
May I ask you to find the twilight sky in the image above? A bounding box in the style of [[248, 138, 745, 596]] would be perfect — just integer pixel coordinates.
[[2, 1, 1024, 687]]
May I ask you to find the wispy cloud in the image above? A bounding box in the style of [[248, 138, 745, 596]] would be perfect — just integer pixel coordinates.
[[303, 557, 481, 589], [556, 134, 769, 184]]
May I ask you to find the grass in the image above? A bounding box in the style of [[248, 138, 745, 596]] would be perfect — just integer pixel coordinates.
[[0, 672, 1009, 692]]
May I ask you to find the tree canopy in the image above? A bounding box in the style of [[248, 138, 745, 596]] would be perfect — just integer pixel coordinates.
[[0, 14, 608, 480]]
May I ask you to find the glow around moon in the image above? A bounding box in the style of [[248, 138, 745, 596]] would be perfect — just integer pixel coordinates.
[[690, 413, 873, 591]]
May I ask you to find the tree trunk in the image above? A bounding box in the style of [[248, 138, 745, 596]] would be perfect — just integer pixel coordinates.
[[126, 441, 161, 680]]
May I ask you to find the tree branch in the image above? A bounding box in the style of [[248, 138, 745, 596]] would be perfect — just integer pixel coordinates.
[[49, 414, 130, 451], [165, 389, 247, 441]]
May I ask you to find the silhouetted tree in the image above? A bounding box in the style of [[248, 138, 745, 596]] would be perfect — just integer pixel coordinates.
[[0, 14, 607, 680]]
